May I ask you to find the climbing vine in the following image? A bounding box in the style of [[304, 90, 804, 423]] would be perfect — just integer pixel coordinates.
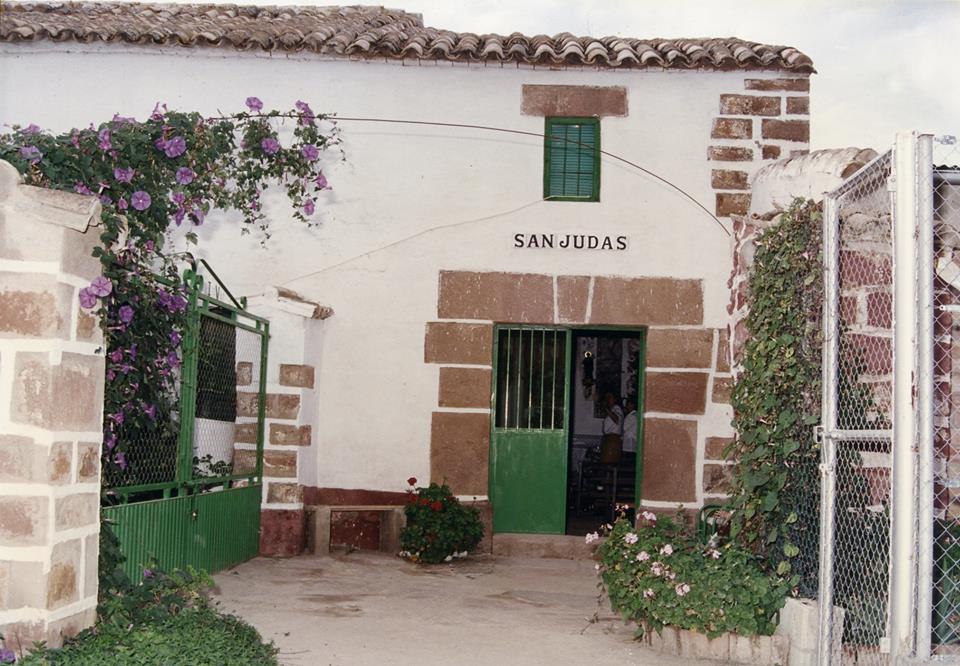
[[0, 99, 338, 481], [725, 198, 823, 589]]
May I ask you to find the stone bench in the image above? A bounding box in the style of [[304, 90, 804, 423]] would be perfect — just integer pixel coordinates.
[[307, 505, 407, 556]]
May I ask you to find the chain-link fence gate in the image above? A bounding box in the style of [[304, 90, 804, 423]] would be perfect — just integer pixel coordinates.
[[819, 132, 960, 665], [102, 264, 269, 580]]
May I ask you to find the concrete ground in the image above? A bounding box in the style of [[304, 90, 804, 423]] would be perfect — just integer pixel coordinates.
[[213, 551, 718, 666]]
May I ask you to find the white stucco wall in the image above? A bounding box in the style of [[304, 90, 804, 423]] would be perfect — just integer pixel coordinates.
[[0, 43, 802, 502]]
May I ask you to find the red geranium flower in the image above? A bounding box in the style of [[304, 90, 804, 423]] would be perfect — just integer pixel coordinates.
[[407, 477, 417, 486], [431, 501, 443, 512], [420, 498, 430, 506]]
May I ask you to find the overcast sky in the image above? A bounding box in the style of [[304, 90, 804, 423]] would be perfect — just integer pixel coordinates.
[[150, 0, 960, 151]]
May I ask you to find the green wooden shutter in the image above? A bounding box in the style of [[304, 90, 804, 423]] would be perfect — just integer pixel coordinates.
[[544, 117, 600, 202]]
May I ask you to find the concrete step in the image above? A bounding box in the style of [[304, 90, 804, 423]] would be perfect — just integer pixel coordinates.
[[492, 533, 596, 560]]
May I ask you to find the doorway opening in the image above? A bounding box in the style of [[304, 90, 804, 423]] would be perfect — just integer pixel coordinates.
[[565, 330, 645, 536]]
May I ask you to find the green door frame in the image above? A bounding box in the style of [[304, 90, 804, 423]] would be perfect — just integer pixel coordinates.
[[488, 324, 647, 534]]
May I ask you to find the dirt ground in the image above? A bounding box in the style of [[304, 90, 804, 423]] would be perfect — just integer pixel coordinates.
[[213, 551, 718, 666]]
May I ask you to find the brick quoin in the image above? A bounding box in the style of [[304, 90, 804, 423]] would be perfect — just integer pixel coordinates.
[[786, 97, 810, 114], [711, 169, 749, 190], [745, 78, 810, 92], [716, 193, 751, 217], [719, 94, 781, 116], [711, 118, 752, 140], [761, 119, 810, 143], [708, 146, 753, 162], [762, 145, 781, 160]]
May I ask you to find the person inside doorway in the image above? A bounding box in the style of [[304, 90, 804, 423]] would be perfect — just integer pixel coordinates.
[[600, 392, 623, 463]]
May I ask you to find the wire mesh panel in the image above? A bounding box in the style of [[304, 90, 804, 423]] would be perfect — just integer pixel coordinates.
[[917, 135, 960, 658], [822, 150, 895, 665]]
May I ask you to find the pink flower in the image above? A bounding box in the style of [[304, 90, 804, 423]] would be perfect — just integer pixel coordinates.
[[302, 199, 315, 216], [89, 275, 113, 298], [98, 128, 112, 151], [302, 144, 319, 161], [650, 562, 664, 576], [261, 138, 280, 155], [660, 544, 673, 556], [74, 182, 93, 196], [130, 191, 151, 211], [624, 532, 638, 545], [117, 197, 128, 210], [641, 511, 657, 522], [643, 588, 655, 599], [295, 100, 316, 125], [584, 532, 600, 545], [675, 583, 690, 597], [245, 96, 263, 112], [315, 171, 330, 190], [707, 548, 721, 559], [636, 550, 650, 562], [78, 288, 97, 309], [113, 167, 135, 183]]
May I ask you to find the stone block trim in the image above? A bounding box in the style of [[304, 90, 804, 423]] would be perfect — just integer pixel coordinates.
[[711, 169, 749, 191], [236, 361, 253, 386], [269, 423, 311, 446], [719, 94, 780, 116], [641, 418, 697, 502], [438, 367, 492, 409], [703, 464, 734, 495], [591, 277, 703, 326], [235, 449, 297, 478], [237, 392, 301, 419], [11, 352, 105, 431], [711, 118, 752, 140], [646, 329, 714, 369], [54, 493, 97, 531], [47, 539, 80, 610], [430, 411, 489, 496], [235, 422, 257, 444], [438, 270, 554, 323], [715, 328, 731, 373], [645, 372, 709, 415], [705, 436, 734, 461], [424, 322, 493, 365], [0, 274, 73, 339], [521, 84, 628, 117], [761, 119, 810, 142], [762, 145, 781, 160], [745, 78, 810, 92], [786, 96, 809, 114], [0, 496, 48, 545], [716, 193, 751, 217], [279, 363, 315, 388], [712, 376, 733, 404], [267, 482, 303, 504], [556, 275, 590, 324], [708, 146, 753, 162]]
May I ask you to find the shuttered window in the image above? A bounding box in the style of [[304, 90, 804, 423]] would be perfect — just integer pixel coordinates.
[[543, 117, 600, 202]]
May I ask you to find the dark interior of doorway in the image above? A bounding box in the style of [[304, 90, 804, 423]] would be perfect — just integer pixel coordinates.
[[565, 330, 642, 536]]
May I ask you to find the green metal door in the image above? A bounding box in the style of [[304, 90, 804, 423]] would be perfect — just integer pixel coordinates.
[[490, 326, 570, 534]]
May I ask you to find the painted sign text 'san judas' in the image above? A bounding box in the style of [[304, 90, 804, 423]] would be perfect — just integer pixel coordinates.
[[513, 233, 628, 250]]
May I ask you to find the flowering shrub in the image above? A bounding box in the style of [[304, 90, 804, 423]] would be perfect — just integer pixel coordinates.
[[0, 100, 338, 481], [595, 513, 790, 639], [399, 478, 484, 564]]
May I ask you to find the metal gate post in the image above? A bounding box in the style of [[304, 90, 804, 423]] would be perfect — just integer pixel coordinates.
[[176, 270, 203, 487], [915, 133, 936, 660], [818, 192, 840, 666], [890, 131, 921, 662]]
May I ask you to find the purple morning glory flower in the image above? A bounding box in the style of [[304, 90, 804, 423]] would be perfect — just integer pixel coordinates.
[[21, 123, 41, 134], [99, 195, 112, 205], [302, 199, 315, 216], [89, 275, 112, 297], [171, 191, 186, 205], [315, 172, 329, 190], [18, 145, 42, 163], [295, 100, 315, 125], [175, 167, 194, 185], [191, 208, 205, 226], [144, 403, 157, 420], [104, 433, 117, 449], [114, 167, 134, 183], [169, 330, 182, 345], [118, 304, 135, 323], [112, 113, 136, 124], [130, 191, 151, 211], [174, 208, 186, 226], [109, 349, 124, 363], [73, 182, 92, 196], [245, 96, 263, 112], [162, 136, 186, 158], [166, 350, 181, 369], [98, 128, 112, 151], [261, 137, 280, 155], [150, 102, 167, 121], [78, 287, 97, 309], [143, 568, 154, 579], [302, 144, 319, 161], [0, 647, 15, 663], [117, 197, 128, 211], [114, 452, 127, 470]]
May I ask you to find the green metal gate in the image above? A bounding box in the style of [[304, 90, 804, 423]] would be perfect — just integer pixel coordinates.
[[490, 326, 571, 534], [103, 266, 269, 580]]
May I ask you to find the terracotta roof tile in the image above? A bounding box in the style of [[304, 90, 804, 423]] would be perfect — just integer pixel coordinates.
[[0, 2, 815, 72]]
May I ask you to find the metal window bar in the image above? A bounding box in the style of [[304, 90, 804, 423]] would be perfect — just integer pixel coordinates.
[[495, 326, 566, 432]]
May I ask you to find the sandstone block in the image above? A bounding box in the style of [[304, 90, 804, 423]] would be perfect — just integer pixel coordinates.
[[712, 376, 733, 404], [641, 418, 697, 503], [745, 78, 810, 92], [711, 118, 752, 140], [708, 146, 753, 162], [49, 441, 72, 484], [0, 496, 47, 545], [279, 364, 314, 388], [76, 441, 99, 482], [557, 275, 590, 324], [711, 169, 749, 190], [719, 94, 780, 116], [236, 361, 253, 386], [48, 539, 80, 609], [269, 424, 311, 446], [0, 435, 43, 482], [262, 450, 297, 478], [762, 144, 781, 160], [431, 412, 489, 495], [521, 84, 628, 117], [84, 532, 98, 600], [703, 464, 734, 494], [591, 277, 703, 326], [54, 493, 98, 531], [787, 96, 810, 114], [438, 271, 553, 323], [0, 273, 73, 339], [716, 192, 751, 217], [235, 422, 258, 444], [715, 328, 731, 372], [424, 322, 493, 365], [11, 352, 104, 431], [237, 392, 300, 420], [762, 119, 810, 142], [267, 482, 303, 504], [705, 436, 734, 460], [438, 367, 492, 408], [645, 372, 709, 414], [646, 329, 713, 369]]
